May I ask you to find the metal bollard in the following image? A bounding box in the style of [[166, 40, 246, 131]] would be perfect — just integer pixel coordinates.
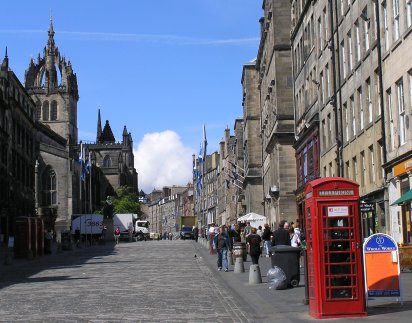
[[234, 256, 245, 273], [248, 264, 262, 284]]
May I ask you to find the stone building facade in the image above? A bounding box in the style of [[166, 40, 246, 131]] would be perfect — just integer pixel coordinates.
[[217, 128, 238, 225], [241, 61, 264, 216], [257, 0, 297, 228], [22, 19, 138, 233], [24, 19, 81, 233], [82, 109, 138, 202], [380, 0, 412, 244], [146, 186, 192, 236], [290, 0, 412, 242], [0, 52, 37, 241]]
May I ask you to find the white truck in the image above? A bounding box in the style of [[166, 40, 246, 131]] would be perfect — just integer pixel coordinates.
[[113, 214, 150, 241], [71, 214, 103, 235]]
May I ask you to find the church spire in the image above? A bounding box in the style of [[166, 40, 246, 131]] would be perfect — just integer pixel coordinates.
[[47, 15, 55, 52], [97, 109, 102, 143], [1, 47, 9, 71]]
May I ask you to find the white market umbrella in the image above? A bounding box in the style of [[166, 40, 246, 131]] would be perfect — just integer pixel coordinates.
[[237, 212, 267, 228]]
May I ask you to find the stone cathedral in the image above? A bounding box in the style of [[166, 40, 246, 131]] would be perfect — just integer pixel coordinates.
[[23, 19, 138, 233]]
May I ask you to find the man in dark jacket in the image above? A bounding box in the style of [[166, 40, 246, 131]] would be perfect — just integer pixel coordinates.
[[272, 220, 291, 246], [213, 226, 231, 272]]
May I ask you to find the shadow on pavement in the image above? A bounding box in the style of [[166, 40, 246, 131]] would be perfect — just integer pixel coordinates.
[[367, 301, 412, 316], [0, 242, 117, 290]]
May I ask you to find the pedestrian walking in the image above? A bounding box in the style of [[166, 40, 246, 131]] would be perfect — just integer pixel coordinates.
[[101, 225, 107, 240], [114, 227, 120, 244], [44, 230, 53, 254], [262, 224, 272, 257], [193, 226, 199, 242], [213, 226, 231, 272], [290, 220, 301, 248], [246, 227, 262, 265], [208, 224, 216, 255], [242, 222, 252, 240], [229, 224, 241, 245], [272, 220, 291, 246], [257, 225, 263, 237]]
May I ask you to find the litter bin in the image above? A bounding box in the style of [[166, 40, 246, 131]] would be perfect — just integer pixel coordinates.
[[270, 245, 301, 287], [61, 230, 73, 250], [233, 242, 247, 262]]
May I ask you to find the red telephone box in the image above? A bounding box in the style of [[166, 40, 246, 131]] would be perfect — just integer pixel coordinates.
[[305, 177, 366, 318]]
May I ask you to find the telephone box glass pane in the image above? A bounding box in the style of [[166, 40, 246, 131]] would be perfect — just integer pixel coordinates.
[[307, 207, 315, 299], [322, 205, 357, 300]]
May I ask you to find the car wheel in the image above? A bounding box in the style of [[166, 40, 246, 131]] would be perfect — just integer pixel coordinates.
[[136, 234, 144, 241]]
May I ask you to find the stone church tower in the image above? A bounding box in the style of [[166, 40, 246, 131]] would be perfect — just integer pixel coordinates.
[[24, 18, 80, 232], [84, 110, 138, 199]]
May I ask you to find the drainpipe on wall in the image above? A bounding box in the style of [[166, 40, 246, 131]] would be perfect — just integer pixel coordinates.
[[374, 0, 389, 233]]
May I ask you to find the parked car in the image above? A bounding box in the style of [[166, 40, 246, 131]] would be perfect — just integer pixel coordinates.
[[180, 227, 194, 240]]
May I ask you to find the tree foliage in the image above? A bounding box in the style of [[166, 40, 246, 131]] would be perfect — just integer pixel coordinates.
[[111, 186, 142, 216]]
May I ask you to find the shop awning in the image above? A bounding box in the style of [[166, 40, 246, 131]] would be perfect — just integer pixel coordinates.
[[391, 189, 412, 206]]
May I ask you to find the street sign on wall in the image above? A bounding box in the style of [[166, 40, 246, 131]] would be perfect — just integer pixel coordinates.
[[363, 234, 402, 305]]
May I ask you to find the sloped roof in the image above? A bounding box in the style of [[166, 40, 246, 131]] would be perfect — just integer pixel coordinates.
[[100, 120, 115, 143]]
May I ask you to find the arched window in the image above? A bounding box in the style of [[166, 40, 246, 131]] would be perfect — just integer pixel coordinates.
[[42, 167, 57, 206], [42, 101, 49, 121], [51, 101, 58, 120], [35, 101, 41, 120], [103, 155, 112, 167]]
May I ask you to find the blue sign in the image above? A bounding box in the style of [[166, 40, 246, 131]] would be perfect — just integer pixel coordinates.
[[364, 234, 397, 253]]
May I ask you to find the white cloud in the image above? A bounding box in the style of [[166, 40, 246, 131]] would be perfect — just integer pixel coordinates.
[[134, 131, 193, 193]]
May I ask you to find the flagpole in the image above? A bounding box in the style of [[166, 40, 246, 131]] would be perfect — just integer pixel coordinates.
[[89, 151, 92, 246]]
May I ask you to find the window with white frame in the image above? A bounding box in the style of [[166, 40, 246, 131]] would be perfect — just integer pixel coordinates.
[[322, 119, 327, 151], [341, 40, 347, 78], [397, 79, 406, 145], [369, 145, 376, 183], [387, 88, 395, 150], [407, 0, 412, 28], [355, 20, 361, 61], [393, 0, 400, 41], [375, 70, 381, 116], [347, 30, 353, 71], [373, 0, 378, 40], [324, 7, 328, 42], [361, 151, 366, 186], [328, 113, 332, 143], [318, 17, 323, 54], [358, 87, 364, 130], [346, 160, 351, 179], [409, 70, 412, 109], [367, 78, 373, 123], [344, 102, 349, 142], [378, 141, 384, 179], [353, 157, 358, 182], [351, 95, 356, 136], [382, 2, 389, 50], [363, 8, 370, 51], [326, 64, 330, 98], [320, 71, 325, 104]]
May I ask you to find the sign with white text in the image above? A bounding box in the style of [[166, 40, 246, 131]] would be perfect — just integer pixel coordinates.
[[363, 234, 402, 301], [327, 206, 349, 217]]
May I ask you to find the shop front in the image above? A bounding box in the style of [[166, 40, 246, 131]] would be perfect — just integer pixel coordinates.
[[390, 157, 412, 245]]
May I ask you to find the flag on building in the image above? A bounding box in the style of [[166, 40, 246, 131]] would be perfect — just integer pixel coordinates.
[[202, 124, 207, 161]]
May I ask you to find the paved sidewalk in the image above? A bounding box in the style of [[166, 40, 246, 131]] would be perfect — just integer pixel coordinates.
[[1, 239, 412, 322], [194, 238, 412, 322]]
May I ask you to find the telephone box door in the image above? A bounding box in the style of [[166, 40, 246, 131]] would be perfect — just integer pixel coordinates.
[[318, 202, 364, 316]]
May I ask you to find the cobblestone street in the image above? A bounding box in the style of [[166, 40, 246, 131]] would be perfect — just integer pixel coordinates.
[[0, 241, 252, 322]]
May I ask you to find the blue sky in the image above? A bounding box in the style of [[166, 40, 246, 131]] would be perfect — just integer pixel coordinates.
[[0, 1, 262, 192]]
